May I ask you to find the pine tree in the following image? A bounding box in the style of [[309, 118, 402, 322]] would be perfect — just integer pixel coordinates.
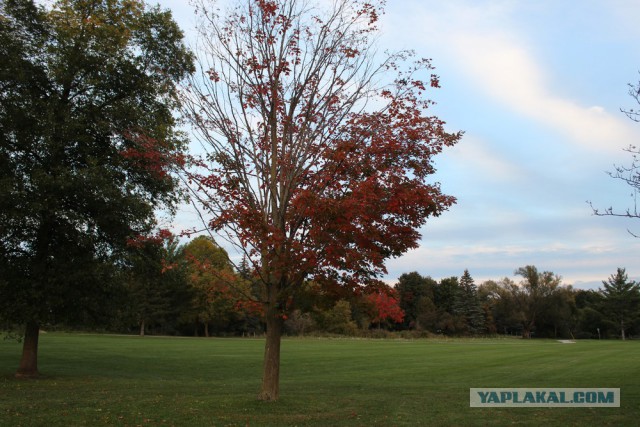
[[600, 268, 640, 340], [453, 270, 485, 335]]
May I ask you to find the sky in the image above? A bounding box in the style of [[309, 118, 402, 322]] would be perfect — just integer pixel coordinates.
[[156, 0, 640, 289]]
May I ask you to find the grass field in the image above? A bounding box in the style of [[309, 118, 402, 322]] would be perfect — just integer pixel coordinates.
[[1, 334, 638, 426]]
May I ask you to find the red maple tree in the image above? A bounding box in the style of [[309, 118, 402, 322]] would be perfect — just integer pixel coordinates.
[[366, 287, 405, 328], [183, 0, 461, 400]]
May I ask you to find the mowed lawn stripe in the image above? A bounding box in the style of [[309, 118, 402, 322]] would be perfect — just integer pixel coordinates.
[[1, 334, 638, 426]]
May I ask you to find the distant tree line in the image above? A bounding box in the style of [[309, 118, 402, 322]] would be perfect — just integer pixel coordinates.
[[95, 231, 409, 338], [40, 233, 640, 341], [396, 266, 640, 340]]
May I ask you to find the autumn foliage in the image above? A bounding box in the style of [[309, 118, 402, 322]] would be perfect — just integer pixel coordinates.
[[183, 0, 460, 400], [366, 287, 405, 327], [181, 236, 261, 336]]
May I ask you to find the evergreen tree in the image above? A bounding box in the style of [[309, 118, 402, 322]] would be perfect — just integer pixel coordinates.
[[600, 268, 640, 340], [453, 270, 485, 335]]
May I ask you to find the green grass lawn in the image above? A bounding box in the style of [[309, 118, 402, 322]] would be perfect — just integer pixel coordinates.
[[1, 334, 638, 426]]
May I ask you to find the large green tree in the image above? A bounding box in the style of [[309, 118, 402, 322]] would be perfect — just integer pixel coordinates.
[[0, 0, 193, 377], [513, 266, 562, 338], [395, 272, 436, 330], [535, 284, 576, 338], [478, 278, 522, 336]]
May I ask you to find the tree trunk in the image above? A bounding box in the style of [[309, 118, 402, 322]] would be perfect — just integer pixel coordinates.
[[16, 321, 40, 378], [257, 303, 283, 401], [139, 319, 145, 336], [621, 319, 625, 341], [204, 322, 210, 338]]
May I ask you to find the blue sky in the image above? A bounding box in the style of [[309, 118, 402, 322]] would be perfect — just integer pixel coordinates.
[[158, 0, 640, 289]]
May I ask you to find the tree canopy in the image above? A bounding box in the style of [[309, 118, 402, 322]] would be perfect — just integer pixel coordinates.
[[0, 0, 193, 377]]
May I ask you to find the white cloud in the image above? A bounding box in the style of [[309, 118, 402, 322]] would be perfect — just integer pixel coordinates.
[[450, 34, 638, 154], [386, 1, 640, 155]]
